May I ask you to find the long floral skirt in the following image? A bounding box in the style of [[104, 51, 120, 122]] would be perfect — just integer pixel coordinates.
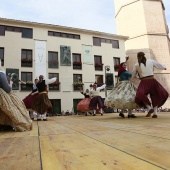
[[104, 80, 139, 109], [0, 88, 33, 131], [77, 98, 91, 112]]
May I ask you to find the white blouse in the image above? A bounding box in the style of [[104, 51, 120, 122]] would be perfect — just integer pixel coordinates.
[[132, 59, 166, 78]]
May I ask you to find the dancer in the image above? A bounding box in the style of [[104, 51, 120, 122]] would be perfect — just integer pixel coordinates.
[[31, 75, 57, 121], [105, 60, 138, 118], [19, 78, 39, 120], [77, 89, 92, 116], [132, 52, 169, 118], [0, 59, 32, 131], [89, 83, 106, 116]]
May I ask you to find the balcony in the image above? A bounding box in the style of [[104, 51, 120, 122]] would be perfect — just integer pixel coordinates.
[[21, 58, 32, 67], [114, 64, 119, 71], [73, 61, 82, 70], [95, 62, 103, 71], [48, 60, 59, 68], [49, 82, 60, 91], [73, 82, 84, 91]]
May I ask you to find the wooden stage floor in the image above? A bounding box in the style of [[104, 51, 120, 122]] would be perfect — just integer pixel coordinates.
[[0, 112, 170, 170]]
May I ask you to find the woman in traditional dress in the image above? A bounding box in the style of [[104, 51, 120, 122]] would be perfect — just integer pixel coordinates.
[[31, 75, 57, 121], [77, 89, 92, 116], [20, 79, 39, 120], [0, 59, 32, 131], [104, 62, 138, 118]]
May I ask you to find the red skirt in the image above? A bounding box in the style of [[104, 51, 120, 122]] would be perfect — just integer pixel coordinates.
[[77, 98, 91, 112], [23, 93, 38, 109]]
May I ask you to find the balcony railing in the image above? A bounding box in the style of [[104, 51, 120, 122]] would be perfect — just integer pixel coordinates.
[[73, 82, 84, 90], [49, 82, 60, 91], [48, 60, 59, 68], [114, 64, 119, 71], [21, 58, 32, 67]]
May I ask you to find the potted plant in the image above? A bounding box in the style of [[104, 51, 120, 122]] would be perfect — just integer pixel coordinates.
[[95, 62, 104, 66], [73, 61, 82, 65], [114, 64, 120, 71]]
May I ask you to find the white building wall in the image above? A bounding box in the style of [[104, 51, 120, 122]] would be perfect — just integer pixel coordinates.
[[0, 18, 128, 113]]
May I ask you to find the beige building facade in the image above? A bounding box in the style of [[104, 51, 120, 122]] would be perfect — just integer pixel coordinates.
[[114, 0, 170, 108], [0, 18, 128, 114]]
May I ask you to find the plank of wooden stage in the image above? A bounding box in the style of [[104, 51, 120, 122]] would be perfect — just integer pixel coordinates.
[[0, 121, 41, 170], [0, 112, 169, 170], [39, 112, 170, 170]]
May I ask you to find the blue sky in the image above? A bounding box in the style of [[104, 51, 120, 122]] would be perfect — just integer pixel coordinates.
[[0, 0, 169, 35]]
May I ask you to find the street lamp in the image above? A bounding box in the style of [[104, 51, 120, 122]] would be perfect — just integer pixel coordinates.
[[105, 65, 110, 97]]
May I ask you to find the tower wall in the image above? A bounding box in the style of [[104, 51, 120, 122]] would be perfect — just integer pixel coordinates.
[[114, 0, 170, 108]]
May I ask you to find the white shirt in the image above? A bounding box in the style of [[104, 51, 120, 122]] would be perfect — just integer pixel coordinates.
[[132, 59, 166, 78], [90, 84, 106, 97], [45, 77, 57, 85]]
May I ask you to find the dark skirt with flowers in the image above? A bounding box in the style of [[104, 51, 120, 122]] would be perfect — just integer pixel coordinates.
[[135, 78, 169, 108], [31, 93, 52, 114]]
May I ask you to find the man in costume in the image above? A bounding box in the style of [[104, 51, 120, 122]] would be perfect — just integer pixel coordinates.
[[89, 83, 106, 116], [132, 52, 169, 118]]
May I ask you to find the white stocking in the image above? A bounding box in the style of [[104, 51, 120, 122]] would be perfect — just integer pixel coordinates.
[[128, 109, 132, 115], [153, 106, 158, 115], [41, 113, 47, 119]]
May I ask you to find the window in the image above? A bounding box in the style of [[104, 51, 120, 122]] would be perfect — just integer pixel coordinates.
[[49, 73, 59, 91], [48, 31, 80, 40], [21, 72, 32, 91], [73, 74, 83, 91], [54, 32, 60, 37], [48, 51, 58, 68], [74, 35, 80, 39], [93, 36, 119, 49], [112, 40, 119, 49], [113, 57, 120, 71], [0, 25, 5, 35], [0, 47, 4, 66], [22, 28, 33, 38], [95, 75, 103, 87], [94, 55, 103, 71], [68, 34, 74, 38], [6, 26, 13, 31], [93, 37, 101, 46], [73, 53, 82, 70], [21, 49, 33, 67], [48, 31, 54, 36], [106, 39, 111, 43]]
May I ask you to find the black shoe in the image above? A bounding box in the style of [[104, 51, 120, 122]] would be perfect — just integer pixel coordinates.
[[101, 113, 103, 116], [128, 114, 136, 118], [93, 114, 96, 116], [31, 118, 34, 120], [119, 112, 125, 118], [0, 125, 13, 131], [85, 113, 87, 116], [37, 119, 41, 121], [43, 119, 47, 121]]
